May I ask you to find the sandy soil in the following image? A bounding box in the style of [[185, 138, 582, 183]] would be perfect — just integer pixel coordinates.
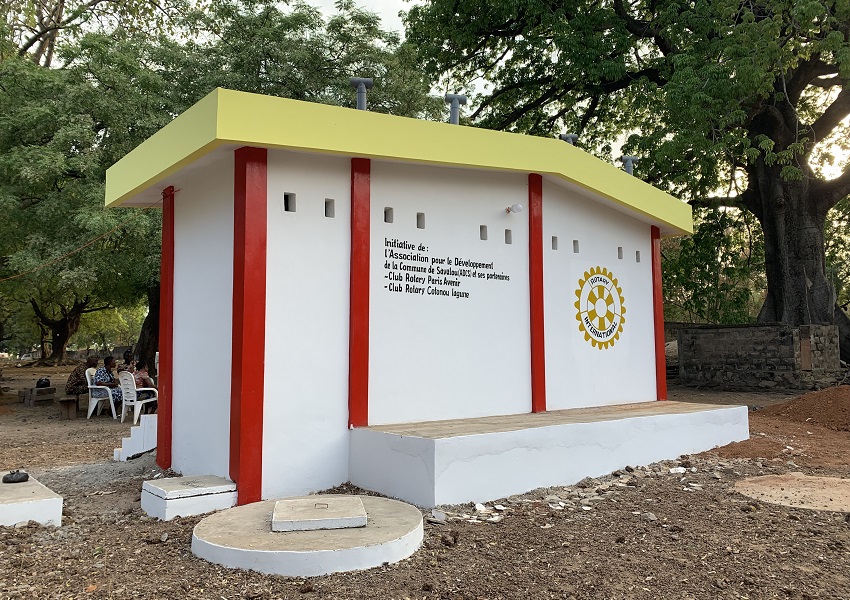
[[1, 361, 849, 600]]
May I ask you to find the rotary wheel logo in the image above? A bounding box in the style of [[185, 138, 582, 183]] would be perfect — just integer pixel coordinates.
[[574, 267, 626, 349]]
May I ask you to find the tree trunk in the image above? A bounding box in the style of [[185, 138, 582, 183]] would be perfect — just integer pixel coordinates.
[[750, 167, 850, 361], [136, 283, 160, 377], [30, 296, 105, 366]]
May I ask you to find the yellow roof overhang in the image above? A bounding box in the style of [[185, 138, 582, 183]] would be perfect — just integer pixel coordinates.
[[105, 88, 692, 236]]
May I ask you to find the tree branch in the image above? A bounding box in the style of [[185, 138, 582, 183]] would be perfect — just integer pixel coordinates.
[[807, 87, 850, 145], [612, 0, 677, 56]]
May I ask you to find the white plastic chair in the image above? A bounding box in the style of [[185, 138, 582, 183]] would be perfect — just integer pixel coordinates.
[[118, 371, 158, 425], [86, 368, 117, 419]]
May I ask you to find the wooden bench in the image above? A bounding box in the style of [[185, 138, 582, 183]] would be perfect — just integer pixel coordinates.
[[58, 397, 78, 420]]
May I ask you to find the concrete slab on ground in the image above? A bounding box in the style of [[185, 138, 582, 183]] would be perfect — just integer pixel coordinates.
[[0, 474, 63, 527]]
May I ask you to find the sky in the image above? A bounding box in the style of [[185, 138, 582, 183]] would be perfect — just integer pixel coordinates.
[[312, 0, 408, 34]]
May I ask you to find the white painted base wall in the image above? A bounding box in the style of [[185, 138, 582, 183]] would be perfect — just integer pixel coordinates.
[[114, 414, 157, 462], [350, 406, 749, 507]]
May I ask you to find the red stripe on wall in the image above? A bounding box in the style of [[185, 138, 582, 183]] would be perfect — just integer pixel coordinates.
[[651, 226, 667, 400], [156, 186, 175, 469], [230, 146, 268, 504], [348, 158, 371, 428], [528, 174, 547, 413]]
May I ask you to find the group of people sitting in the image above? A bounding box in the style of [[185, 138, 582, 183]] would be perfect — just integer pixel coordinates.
[[64, 350, 158, 415]]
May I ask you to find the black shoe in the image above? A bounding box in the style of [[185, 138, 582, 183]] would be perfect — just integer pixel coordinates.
[[2, 470, 29, 484]]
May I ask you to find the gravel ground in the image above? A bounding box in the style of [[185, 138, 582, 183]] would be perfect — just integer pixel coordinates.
[[1, 363, 849, 600]]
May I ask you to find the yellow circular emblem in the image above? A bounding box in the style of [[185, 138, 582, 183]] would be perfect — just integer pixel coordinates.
[[574, 266, 626, 349]]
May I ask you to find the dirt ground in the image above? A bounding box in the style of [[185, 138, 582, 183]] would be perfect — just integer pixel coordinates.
[[1, 361, 850, 600]]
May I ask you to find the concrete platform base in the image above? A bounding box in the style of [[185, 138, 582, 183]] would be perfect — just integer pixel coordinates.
[[0, 474, 63, 527], [192, 495, 422, 576], [350, 401, 749, 507], [142, 475, 236, 521]]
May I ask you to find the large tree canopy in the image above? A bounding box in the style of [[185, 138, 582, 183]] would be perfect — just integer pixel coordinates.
[[407, 0, 850, 360], [0, 0, 441, 363]]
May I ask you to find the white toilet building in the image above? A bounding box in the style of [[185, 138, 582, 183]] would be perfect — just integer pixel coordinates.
[[106, 88, 748, 507]]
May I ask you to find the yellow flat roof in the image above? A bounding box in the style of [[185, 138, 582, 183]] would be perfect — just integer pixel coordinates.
[[105, 88, 692, 235]]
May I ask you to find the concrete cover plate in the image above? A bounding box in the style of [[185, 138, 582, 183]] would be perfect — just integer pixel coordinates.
[[735, 472, 850, 512], [272, 496, 367, 531]]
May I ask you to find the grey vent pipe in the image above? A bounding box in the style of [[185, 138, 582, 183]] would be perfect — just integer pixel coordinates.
[[444, 93, 467, 124], [349, 78, 374, 110], [559, 133, 579, 145], [620, 156, 639, 175]]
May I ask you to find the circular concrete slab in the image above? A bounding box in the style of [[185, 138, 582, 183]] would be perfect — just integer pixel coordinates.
[[735, 472, 850, 512], [191, 495, 423, 576]]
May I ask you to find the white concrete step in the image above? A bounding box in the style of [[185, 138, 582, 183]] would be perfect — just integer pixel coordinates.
[[114, 414, 157, 461], [142, 475, 237, 521]]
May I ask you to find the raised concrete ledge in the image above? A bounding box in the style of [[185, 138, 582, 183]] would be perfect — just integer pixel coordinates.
[[0, 475, 63, 527], [141, 475, 236, 520], [192, 496, 423, 576], [350, 402, 748, 507]]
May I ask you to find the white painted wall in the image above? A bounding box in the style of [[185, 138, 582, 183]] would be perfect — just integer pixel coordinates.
[[369, 162, 531, 425], [172, 154, 234, 478], [542, 179, 656, 409], [262, 150, 351, 499]]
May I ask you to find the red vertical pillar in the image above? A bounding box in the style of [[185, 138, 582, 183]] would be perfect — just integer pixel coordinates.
[[528, 174, 547, 413], [348, 158, 371, 427], [230, 146, 268, 504], [156, 186, 175, 469], [651, 226, 667, 400]]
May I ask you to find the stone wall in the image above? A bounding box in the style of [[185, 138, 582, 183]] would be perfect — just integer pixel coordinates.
[[678, 324, 842, 390]]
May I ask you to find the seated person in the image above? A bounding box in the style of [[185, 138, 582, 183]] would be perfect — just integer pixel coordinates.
[[65, 356, 99, 396], [134, 360, 158, 413], [93, 356, 123, 409], [117, 349, 135, 373]]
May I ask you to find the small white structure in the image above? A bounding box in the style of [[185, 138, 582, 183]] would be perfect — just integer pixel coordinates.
[[141, 475, 236, 521], [0, 475, 63, 527], [106, 88, 746, 508]]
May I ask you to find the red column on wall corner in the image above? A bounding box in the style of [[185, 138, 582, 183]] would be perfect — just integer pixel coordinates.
[[651, 226, 668, 401], [156, 186, 175, 470], [348, 158, 371, 428], [230, 146, 268, 504], [528, 174, 547, 413]]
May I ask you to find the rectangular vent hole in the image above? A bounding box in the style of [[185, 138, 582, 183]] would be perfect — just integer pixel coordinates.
[[552, 236, 558, 250], [384, 207, 394, 223], [480, 225, 488, 241], [284, 193, 296, 212], [416, 212, 425, 229], [572, 240, 580, 253], [617, 246, 623, 259], [635, 250, 641, 263], [505, 229, 512, 244], [324, 198, 335, 218]]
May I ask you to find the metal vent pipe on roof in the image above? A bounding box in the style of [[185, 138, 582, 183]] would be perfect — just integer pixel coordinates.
[[559, 133, 579, 145], [620, 156, 639, 175], [349, 78, 374, 111], [444, 93, 467, 125]]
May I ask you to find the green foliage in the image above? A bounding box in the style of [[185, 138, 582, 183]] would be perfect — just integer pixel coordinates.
[[662, 208, 764, 324]]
